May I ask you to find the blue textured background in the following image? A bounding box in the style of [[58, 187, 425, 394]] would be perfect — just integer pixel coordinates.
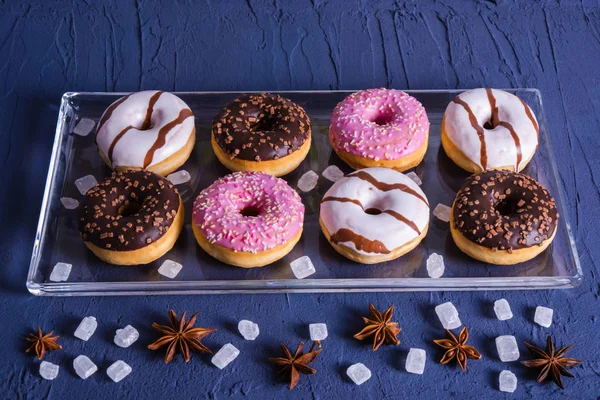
[[2, 0, 600, 398]]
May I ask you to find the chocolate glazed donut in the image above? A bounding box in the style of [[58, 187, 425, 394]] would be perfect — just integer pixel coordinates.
[[78, 170, 184, 265], [450, 170, 559, 265], [211, 93, 311, 176]]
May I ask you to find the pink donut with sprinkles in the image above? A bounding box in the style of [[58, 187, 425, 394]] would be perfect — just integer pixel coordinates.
[[329, 88, 430, 171], [192, 171, 304, 268]]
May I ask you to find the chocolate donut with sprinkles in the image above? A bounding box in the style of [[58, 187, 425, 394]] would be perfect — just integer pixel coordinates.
[[192, 171, 305, 268], [78, 170, 184, 265], [442, 88, 539, 173], [211, 93, 311, 177], [450, 170, 558, 265], [329, 88, 430, 172]]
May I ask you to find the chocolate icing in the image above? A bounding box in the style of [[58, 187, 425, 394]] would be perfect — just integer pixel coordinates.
[[452, 170, 558, 252], [78, 170, 180, 251], [212, 93, 310, 161]]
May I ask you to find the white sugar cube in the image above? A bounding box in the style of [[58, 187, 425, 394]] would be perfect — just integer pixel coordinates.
[[74, 316, 97, 341], [158, 260, 183, 279], [167, 170, 191, 185], [346, 363, 371, 385], [73, 355, 97, 379], [433, 204, 452, 222], [73, 118, 95, 136], [114, 325, 139, 348], [426, 253, 444, 278], [211, 343, 240, 369], [238, 320, 260, 341], [494, 299, 513, 321], [309, 323, 328, 341], [60, 197, 79, 210], [75, 175, 97, 195], [405, 348, 426, 374], [106, 360, 132, 383], [39, 361, 59, 380], [297, 170, 319, 192], [290, 256, 316, 279], [435, 302, 462, 329], [496, 335, 520, 362], [534, 306, 553, 328], [406, 171, 422, 186], [322, 165, 344, 182], [50, 262, 72, 282], [499, 370, 518, 393]]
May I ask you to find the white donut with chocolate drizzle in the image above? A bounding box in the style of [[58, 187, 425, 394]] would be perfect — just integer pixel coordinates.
[[96, 90, 195, 172], [319, 167, 430, 260], [443, 88, 539, 172]]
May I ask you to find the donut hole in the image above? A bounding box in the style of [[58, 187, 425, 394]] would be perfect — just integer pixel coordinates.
[[369, 113, 394, 126], [494, 197, 519, 216], [240, 206, 261, 218], [251, 115, 278, 132], [364, 207, 383, 216], [118, 201, 142, 217], [483, 120, 496, 130]]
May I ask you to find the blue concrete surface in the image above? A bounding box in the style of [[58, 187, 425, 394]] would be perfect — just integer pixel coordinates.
[[1, 0, 599, 398]]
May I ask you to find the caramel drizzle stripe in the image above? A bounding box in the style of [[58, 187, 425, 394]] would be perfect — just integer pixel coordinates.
[[96, 95, 130, 134], [107, 91, 163, 163], [498, 121, 523, 171], [322, 196, 421, 235], [452, 96, 488, 170], [348, 171, 429, 206], [330, 228, 391, 254], [519, 98, 539, 136], [143, 108, 194, 168]]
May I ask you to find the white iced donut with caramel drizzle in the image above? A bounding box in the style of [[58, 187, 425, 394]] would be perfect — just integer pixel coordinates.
[[319, 167, 430, 264], [441, 88, 539, 173], [95, 90, 196, 177]]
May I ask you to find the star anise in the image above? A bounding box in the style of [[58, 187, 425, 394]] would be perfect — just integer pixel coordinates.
[[25, 327, 62, 360], [269, 341, 322, 390], [147, 310, 216, 364], [521, 336, 581, 389], [433, 326, 481, 371], [354, 304, 401, 351]]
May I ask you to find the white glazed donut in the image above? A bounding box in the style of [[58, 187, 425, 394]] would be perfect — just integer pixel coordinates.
[[319, 167, 430, 264], [441, 88, 539, 173], [95, 90, 196, 176]]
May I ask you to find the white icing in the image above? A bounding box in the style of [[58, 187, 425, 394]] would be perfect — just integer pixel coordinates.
[[443, 88, 538, 171], [96, 91, 194, 168], [320, 167, 430, 256]]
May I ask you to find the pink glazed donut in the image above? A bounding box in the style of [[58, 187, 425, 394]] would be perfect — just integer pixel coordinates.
[[329, 88, 430, 172], [192, 171, 304, 268]]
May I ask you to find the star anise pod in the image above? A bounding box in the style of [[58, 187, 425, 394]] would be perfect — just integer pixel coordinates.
[[147, 310, 216, 364], [521, 336, 581, 389], [25, 327, 62, 360], [354, 304, 401, 351], [433, 326, 481, 371], [269, 341, 322, 390]]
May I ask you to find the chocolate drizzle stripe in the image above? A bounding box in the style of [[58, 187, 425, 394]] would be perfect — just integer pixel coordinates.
[[322, 196, 421, 235], [97, 95, 130, 134], [143, 108, 193, 168], [498, 121, 523, 170], [485, 88, 499, 126], [330, 228, 391, 254], [348, 171, 429, 206], [108, 126, 134, 162], [453, 96, 488, 170], [519, 98, 539, 136]]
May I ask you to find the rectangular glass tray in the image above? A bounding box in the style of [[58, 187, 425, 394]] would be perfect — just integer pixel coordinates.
[[27, 89, 582, 296]]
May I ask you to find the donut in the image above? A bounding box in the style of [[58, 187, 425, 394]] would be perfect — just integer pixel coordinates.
[[192, 171, 304, 268], [78, 170, 184, 265], [211, 93, 311, 177], [450, 170, 558, 265], [319, 167, 430, 264], [96, 90, 196, 177], [329, 89, 430, 172], [441, 88, 539, 173]]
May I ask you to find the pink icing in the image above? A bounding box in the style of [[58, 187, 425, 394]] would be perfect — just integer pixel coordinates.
[[329, 89, 430, 161], [192, 171, 304, 253]]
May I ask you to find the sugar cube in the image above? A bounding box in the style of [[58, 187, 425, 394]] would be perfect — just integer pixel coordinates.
[[75, 175, 97, 195], [297, 171, 319, 192], [496, 335, 520, 362], [435, 302, 461, 329], [309, 323, 328, 341], [158, 260, 183, 279], [494, 299, 513, 321], [60, 197, 79, 210], [39, 361, 59, 380], [211, 343, 240, 369], [50, 262, 72, 282], [346, 363, 371, 385], [166, 170, 191, 185], [433, 203, 451, 222], [290, 256, 316, 279], [114, 325, 139, 348], [73, 118, 95, 136], [238, 320, 260, 341], [405, 348, 426, 374], [426, 253, 444, 278], [406, 171, 422, 186], [499, 370, 518, 393], [322, 165, 344, 182], [74, 316, 97, 341], [107, 360, 132, 383], [534, 306, 553, 328], [73, 355, 97, 379]]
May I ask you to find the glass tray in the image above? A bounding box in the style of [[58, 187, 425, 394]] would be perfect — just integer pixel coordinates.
[[26, 90, 582, 296]]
